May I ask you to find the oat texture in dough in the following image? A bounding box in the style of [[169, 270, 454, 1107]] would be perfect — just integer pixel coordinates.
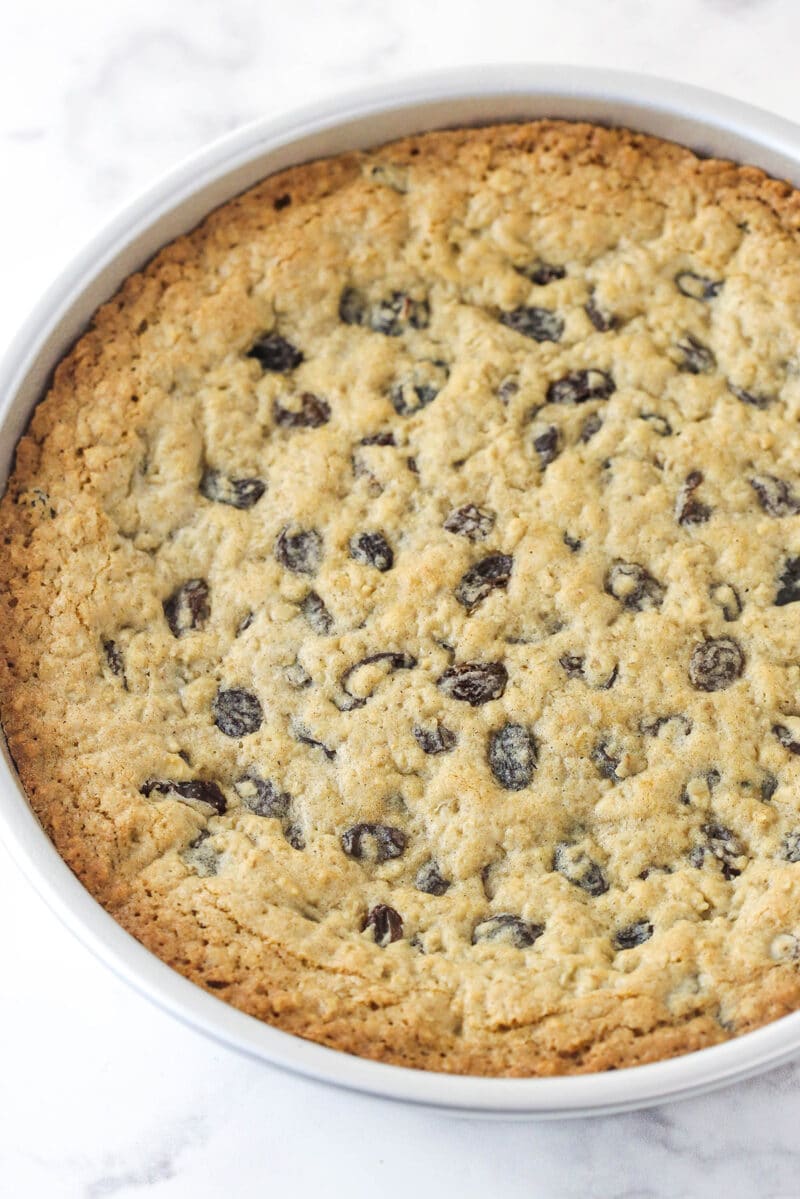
[[4, 121, 800, 1075]]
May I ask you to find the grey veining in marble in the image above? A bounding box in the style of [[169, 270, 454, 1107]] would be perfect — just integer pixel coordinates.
[[3, 2, 800, 1196]]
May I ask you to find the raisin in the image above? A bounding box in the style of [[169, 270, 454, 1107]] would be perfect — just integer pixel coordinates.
[[349, 531, 394, 572], [675, 470, 711, 526], [375, 293, 429, 335], [497, 377, 519, 404], [599, 665, 619, 690], [605, 562, 665, 611], [579, 413, 603, 442], [339, 651, 417, 711], [640, 713, 692, 737], [247, 333, 303, 372], [275, 527, 322, 575], [584, 295, 616, 332], [614, 921, 653, 950], [641, 412, 672, 437], [499, 306, 563, 342], [564, 532, 582, 552], [533, 424, 560, 468], [455, 553, 513, 611], [437, 662, 508, 706], [592, 740, 622, 782], [516, 261, 566, 284], [234, 774, 290, 818], [488, 723, 537, 789], [776, 557, 800, 606], [728, 382, 773, 410], [480, 861, 501, 901], [700, 822, 746, 879], [390, 359, 449, 415], [274, 193, 291, 210], [341, 823, 407, 862], [750, 474, 800, 517], [415, 860, 451, 895], [140, 778, 227, 815], [412, 722, 457, 754], [774, 723, 800, 755], [560, 655, 616, 689], [300, 590, 333, 634], [213, 688, 263, 737], [200, 469, 266, 510], [553, 844, 609, 896], [363, 904, 403, 945], [689, 638, 744, 691], [781, 833, 800, 862], [472, 914, 544, 948], [182, 830, 219, 877], [341, 287, 429, 335], [676, 334, 715, 374], [361, 432, 396, 447], [559, 654, 585, 679], [709, 581, 742, 622], [273, 392, 331, 428], [675, 272, 723, 300], [284, 824, 305, 850], [547, 369, 615, 405], [103, 639, 125, 678], [443, 504, 495, 541], [237, 611, 255, 636], [339, 287, 367, 325], [291, 721, 336, 760], [163, 578, 210, 638], [707, 768, 723, 788]]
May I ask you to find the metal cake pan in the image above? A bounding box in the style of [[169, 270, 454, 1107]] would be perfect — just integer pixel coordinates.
[[2, 64, 800, 1118]]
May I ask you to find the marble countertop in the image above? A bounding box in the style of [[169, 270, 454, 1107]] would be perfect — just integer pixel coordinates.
[[3, 1, 800, 1194]]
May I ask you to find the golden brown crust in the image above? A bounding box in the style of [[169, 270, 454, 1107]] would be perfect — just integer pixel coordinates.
[[4, 119, 800, 1074]]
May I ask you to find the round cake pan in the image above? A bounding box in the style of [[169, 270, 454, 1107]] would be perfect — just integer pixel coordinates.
[[3, 65, 800, 1118]]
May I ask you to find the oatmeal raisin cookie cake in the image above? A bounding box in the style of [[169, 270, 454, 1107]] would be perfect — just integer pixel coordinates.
[[3, 120, 800, 1075]]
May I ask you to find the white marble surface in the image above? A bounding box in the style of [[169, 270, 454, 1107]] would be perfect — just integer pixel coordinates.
[[3, 1, 800, 1194]]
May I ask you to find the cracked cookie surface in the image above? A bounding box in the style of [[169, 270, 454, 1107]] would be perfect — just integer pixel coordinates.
[[4, 120, 800, 1075]]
